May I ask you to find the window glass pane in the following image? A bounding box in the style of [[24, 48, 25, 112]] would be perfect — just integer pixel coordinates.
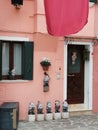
[[2, 42, 9, 75], [14, 44, 22, 75]]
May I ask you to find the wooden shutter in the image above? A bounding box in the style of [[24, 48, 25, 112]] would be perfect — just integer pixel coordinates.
[[90, 0, 97, 3], [0, 41, 2, 80], [22, 41, 34, 80]]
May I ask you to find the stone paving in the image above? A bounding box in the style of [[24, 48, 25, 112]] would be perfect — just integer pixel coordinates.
[[18, 114, 98, 130]]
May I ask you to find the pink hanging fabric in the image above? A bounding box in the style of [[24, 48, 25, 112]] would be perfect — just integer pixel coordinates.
[[44, 0, 89, 36]]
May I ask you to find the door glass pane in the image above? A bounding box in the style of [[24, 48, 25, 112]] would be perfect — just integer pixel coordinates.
[[14, 44, 22, 75], [2, 42, 9, 75], [68, 48, 80, 73]]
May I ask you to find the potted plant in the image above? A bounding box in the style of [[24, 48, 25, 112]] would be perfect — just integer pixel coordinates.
[[28, 102, 36, 121], [45, 101, 53, 120], [40, 57, 51, 71], [61, 100, 69, 119], [83, 49, 90, 61], [53, 100, 61, 120], [36, 101, 44, 121]]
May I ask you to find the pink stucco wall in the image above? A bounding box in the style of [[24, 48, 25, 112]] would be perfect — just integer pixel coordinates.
[[92, 5, 98, 111], [0, 1, 64, 120], [93, 43, 98, 113], [0, 34, 64, 120], [72, 5, 95, 37], [93, 4, 98, 114], [0, 0, 98, 120]]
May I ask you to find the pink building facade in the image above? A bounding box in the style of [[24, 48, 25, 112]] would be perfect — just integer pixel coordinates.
[[0, 0, 98, 120]]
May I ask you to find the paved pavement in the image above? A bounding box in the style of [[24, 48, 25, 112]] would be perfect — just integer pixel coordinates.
[[18, 114, 98, 130]]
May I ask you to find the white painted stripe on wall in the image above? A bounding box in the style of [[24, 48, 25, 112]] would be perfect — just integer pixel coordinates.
[[0, 36, 29, 41]]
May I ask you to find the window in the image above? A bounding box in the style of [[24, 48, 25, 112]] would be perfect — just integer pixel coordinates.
[[0, 41, 34, 80], [89, 0, 97, 3]]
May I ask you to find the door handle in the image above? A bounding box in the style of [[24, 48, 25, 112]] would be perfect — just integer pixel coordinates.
[[68, 74, 75, 77]]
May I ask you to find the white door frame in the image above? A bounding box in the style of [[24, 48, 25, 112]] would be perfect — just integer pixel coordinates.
[[64, 41, 93, 110]]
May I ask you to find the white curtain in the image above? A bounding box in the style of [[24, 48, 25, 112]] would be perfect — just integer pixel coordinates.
[[2, 43, 9, 75], [14, 44, 22, 75]]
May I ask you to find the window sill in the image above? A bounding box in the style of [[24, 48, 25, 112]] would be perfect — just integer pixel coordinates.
[[0, 80, 29, 83]]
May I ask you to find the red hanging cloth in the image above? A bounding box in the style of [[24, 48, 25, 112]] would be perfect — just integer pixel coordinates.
[[44, 0, 89, 36]]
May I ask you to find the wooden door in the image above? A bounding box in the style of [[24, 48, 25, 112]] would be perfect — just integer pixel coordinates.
[[67, 45, 84, 104]]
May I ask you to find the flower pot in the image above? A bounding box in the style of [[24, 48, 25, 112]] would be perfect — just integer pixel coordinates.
[[45, 113, 53, 120], [61, 112, 69, 119], [43, 86, 49, 92], [36, 114, 44, 121], [42, 66, 49, 71], [28, 114, 35, 121], [53, 112, 61, 120]]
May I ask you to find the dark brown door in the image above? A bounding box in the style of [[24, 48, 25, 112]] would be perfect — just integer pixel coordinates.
[[67, 45, 84, 104]]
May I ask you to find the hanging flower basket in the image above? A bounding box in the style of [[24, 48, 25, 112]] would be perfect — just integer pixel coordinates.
[[40, 57, 51, 71], [83, 49, 90, 61]]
